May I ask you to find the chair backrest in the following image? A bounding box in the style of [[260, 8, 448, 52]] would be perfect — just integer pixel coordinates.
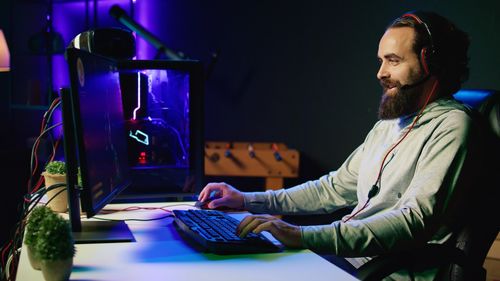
[[438, 89, 500, 281], [453, 89, 500, 137]]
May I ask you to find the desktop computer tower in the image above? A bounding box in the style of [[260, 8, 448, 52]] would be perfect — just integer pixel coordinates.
[[115, 60, 204, 202]]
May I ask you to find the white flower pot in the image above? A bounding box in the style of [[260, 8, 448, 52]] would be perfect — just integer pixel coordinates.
[[41, 172, 67, 213], [40, 257, 73, 281], [27, 245, 41, 270]]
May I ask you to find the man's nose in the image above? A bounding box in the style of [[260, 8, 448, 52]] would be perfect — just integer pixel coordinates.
[[377, 62, 389, 80]]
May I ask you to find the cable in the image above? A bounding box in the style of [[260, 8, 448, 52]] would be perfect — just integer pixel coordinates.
[[0, 183, 65, 280], [28, 122, 62, 194], [43, 185, 67, 207], [28, 98, 62, 194], [343, 80, 440, 223], [32, 99, 60, 172], [1, 99, 63, 280], [93, 203, 198, 222], [102, 203, 196, 214], [93, 214, 173, 222]]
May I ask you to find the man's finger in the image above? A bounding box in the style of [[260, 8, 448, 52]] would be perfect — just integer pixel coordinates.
[[236, 215, 255, 235], [238, 218, 266, 238], [252, 221, 273, 235], [198, 184, 219, 201], [208, 196, 227, 209]]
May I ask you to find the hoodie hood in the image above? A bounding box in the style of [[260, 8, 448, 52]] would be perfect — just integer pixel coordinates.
[[398, 97, 471, 129]]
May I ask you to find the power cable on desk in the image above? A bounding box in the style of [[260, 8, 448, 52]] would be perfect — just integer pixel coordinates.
[[93, 214, 174, 222], [94, 203, 197, 222]]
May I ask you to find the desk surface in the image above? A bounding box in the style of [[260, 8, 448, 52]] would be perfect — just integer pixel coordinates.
[[16, 202, 358, 281]]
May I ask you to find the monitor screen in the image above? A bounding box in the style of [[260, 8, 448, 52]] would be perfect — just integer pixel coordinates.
[[117, 59, 204, 201], [63, 48, 134, 242]]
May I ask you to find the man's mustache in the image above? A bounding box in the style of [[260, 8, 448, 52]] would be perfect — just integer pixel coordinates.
[[379, 79, 401, 89]]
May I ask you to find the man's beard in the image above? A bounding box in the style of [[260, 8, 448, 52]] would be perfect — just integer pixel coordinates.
[[377, 79, 424, 120]]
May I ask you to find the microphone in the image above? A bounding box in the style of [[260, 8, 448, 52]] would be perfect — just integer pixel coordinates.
[[109, 5, 185, 60], [368, 185, 380, 199], [400, 74, 430, 91]]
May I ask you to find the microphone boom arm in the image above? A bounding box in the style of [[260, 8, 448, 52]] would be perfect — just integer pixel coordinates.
[[109, 5, 185, 60]]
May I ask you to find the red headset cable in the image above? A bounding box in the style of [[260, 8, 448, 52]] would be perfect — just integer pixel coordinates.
[[343, 79, 439, 223]]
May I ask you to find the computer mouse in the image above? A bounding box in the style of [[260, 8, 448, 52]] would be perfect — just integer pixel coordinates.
[[194, 192, 233, 210], [194, 199, 211, 209], [195, 191, 218, 209]]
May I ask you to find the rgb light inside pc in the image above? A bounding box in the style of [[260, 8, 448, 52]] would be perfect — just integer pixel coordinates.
[[117, 59, 204, 202]]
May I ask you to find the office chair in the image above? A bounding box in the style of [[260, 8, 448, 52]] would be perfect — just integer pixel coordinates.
[[357, 89, 500, 281]]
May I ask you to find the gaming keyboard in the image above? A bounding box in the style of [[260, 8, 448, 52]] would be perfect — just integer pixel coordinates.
[[173, 209, 283, 254]]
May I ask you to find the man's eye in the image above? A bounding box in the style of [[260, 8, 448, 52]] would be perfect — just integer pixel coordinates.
[[389, 59, 400, 65]]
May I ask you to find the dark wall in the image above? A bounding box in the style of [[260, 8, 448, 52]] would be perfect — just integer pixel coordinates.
[[137, 0, 500, 181], [1, 0, 499, 250], [2, 1, 500, 193], [3, 1, 500, 182]]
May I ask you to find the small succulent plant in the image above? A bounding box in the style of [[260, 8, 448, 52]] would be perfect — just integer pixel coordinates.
[[33, 209, 75, 261], [44, 160, 82, 186], [24, 206, 53, 250], [44, 161, 67, 175]]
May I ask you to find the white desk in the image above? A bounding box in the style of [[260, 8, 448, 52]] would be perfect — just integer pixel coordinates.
[[16, 202, 358, 281]]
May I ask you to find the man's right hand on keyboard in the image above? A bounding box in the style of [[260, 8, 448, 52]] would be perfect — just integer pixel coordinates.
[[198, 182, 245, 210], [236, 214, 303, 249]]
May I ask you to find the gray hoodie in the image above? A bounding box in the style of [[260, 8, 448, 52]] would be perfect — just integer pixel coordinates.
[[243, 98, 474, 280]]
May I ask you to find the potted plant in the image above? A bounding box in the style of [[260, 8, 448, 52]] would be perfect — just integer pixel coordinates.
[[42, 161, 68, 213], [24, 206, 53, 270], [35, 208, 75, 281]]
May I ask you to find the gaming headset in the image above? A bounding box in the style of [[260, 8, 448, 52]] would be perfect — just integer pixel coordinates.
[[400, 11, 438, 76]]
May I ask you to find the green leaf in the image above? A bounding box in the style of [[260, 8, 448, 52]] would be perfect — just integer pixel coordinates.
[[44, 161, 66, 175], [32, 210, 75, 260]]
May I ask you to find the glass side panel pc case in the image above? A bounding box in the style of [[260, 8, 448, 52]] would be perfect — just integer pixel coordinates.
[[65, 48, 204, 216], [117, 57, 204, 202]]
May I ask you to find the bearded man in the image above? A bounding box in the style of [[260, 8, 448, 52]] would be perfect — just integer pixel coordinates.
[[198, 11, 477, 280]]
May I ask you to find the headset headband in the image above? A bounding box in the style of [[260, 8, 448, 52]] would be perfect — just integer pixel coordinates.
[[401, 12, 436, 75]]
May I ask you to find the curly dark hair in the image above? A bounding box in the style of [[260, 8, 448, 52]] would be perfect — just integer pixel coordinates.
[[389, 11, 470, 96]]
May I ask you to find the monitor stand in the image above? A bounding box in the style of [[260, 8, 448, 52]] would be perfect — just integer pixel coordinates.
[[73, 220, 135, 244]]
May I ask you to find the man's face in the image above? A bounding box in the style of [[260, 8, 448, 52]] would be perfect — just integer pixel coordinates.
[[377, 27, 426, 119]]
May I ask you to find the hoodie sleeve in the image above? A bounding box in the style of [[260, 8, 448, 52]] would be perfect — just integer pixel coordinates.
[[301, 112, 472, 257], [243, 144, 363, 215]]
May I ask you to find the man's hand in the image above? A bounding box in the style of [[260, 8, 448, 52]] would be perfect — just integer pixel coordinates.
[[236, 214, 303, 248], [198, 182, 245, 210]]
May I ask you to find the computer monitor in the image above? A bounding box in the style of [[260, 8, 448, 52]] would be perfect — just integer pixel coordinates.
[[116, 59, 204, 202], [62, 48, 134, 243]]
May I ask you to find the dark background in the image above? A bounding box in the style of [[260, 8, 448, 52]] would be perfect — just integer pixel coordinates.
[[1, 0, 500, 246]]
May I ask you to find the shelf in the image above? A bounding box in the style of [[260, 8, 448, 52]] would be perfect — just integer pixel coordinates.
[[20, 0, 96, 3], [10, 104, 49, 111]]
